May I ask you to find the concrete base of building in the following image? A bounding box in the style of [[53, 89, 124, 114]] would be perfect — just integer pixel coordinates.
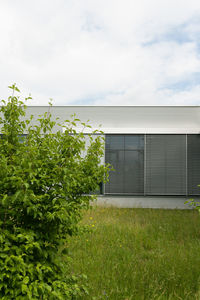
[[95, 195, 200, 209]]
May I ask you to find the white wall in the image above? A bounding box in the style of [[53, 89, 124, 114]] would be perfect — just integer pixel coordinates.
[[25, 106, 200, 134]]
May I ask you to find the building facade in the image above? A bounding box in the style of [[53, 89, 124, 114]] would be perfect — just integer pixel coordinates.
[[25, 106, 200, 209]]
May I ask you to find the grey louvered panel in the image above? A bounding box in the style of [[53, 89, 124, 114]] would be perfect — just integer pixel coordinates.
[[146, 135, 186, 195], [188, 135, 200, 195]]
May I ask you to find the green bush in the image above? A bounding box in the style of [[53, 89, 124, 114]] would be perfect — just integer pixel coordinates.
[[0, 84, 109, 299]]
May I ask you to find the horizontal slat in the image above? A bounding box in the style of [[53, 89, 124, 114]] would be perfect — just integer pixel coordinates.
[[146, 135, 186, 195]]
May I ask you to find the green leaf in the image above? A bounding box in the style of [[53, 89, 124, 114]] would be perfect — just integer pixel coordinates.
[[2, 194, 8, 206], [23, 276, 29, 284], [8, 83, 20, 93], [21, 283, 28, 293]]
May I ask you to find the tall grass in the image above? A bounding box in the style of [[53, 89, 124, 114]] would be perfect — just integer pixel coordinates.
[[68, 207, 200, 299]]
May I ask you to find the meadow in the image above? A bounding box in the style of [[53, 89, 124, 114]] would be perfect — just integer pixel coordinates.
[[68, 207, 200, 300]]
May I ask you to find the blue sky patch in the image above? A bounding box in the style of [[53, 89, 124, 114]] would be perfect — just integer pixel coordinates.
[[69, 90, 126, 105], [142, 20, 200, 47], [160, 72, 200, 92]]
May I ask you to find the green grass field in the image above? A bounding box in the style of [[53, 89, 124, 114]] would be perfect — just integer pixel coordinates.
[[68, 207, 200, 299]]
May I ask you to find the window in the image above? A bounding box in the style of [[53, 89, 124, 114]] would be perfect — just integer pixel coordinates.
[[187, 134, 200, 195], [105, 135, 144, 194]]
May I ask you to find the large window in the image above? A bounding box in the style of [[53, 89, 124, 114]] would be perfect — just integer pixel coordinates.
[[105, 135, 144, 194], [105, 134, 200, 196], [188, 135, 200, 195]]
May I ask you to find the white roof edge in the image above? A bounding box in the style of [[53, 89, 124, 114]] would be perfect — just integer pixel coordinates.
[[63, 127, 200, 134], [27, 105, 200, 108]]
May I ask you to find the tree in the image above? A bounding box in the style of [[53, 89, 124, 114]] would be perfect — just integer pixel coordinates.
[[0, 84, 109, 299]]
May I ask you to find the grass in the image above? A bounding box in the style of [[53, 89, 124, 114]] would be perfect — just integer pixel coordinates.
[[67, 207, 200, 299]]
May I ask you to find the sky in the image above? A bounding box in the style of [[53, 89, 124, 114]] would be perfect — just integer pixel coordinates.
[[0, 0, 200, 106]]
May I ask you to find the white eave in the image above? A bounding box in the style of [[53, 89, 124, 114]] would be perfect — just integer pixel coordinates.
[[73, 127, 200, 134], [23, 105, 200, 134]]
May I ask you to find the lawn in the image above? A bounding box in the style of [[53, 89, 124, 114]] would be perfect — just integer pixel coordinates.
[[68, 207, 200, 300]]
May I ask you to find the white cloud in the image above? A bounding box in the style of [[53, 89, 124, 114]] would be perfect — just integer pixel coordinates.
[[0, 0, 200, 105]]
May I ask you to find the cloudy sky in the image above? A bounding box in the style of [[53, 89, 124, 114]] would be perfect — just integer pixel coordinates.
[[0, 0, 200, 105]]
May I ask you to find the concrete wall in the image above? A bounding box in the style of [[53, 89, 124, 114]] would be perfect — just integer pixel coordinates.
[[96, 196, 197, 209]]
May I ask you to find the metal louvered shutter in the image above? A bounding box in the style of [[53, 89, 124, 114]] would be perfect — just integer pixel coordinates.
[[146, 135, 186, 195], [188, 134, 200, 195]]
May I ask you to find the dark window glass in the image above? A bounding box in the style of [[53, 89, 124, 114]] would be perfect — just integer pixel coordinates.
[[105, 135, 144, 194], [19, 134, 27, 143], [125, 135, 144, 150], [0, 134, 27, 143], [105, 150, 124, 193], [188, 134, 200, 195], [106, 135, 124, 150]]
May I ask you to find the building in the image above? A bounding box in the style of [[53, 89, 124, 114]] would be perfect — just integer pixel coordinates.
[[25, 106, 200, 209]]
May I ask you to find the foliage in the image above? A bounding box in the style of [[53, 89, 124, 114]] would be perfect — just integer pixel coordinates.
[[0, 84, 109, 299], [185, 197, 200, 214]]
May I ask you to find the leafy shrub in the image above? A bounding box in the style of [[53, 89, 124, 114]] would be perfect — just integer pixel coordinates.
[[186, 199, 200, 214], [0, 84, 109, 299]]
